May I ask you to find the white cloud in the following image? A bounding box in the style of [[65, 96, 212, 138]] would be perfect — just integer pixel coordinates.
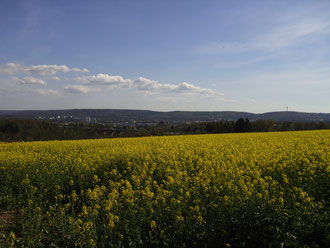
[[173, 82, 215, 95], [0, 63, 89, 76], [132, 78, 215, 94], [35, 89, 59, 96], [13, 76, 46, 85], [132, 77, 176, 92], [0, 63, 21, 75], [43, 76, 61, 81], [24, 64, 70, 75], [76, 74, 216, 95], [63, 85, 100, 94], [72, 67, 89, 73], [76, 73, 131, 86]]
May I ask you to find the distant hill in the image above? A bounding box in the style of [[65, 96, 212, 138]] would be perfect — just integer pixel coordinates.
[[0, 109, 329, 123]]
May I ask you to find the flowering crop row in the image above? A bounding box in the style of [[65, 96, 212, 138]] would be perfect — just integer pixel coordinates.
[[0, 130, 329, 247]]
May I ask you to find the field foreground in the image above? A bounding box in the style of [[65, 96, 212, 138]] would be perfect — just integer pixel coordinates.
[[0, 131, 329, 247]]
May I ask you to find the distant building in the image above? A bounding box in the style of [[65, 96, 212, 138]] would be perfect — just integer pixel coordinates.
[[85, 116, 91, 123]]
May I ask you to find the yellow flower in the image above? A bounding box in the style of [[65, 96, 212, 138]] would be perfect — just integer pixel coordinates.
[[89, 238, 95, 246], [71, 190, 78, 202], [278, 197, 284, 205], [9, 232, 15, 240], [150, 220, 157, 229], [68, 217, 74, 224], [176, 215, 184, 222], [223, 196, 230, 204]]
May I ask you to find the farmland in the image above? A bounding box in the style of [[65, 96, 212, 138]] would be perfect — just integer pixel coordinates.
[[0, 130, 329, 247]]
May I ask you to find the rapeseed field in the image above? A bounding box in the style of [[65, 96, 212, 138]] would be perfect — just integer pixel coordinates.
[[0, 130, 329, 247]]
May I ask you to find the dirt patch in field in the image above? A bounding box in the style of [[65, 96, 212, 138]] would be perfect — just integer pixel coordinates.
[[0, 210, 21, 225], [0, 209, 22, 245]]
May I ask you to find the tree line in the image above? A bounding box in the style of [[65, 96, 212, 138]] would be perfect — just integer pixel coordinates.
[[0, 118, 328, 142]]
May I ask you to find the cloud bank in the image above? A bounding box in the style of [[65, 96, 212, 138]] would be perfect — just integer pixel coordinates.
[[0, 63, 217, 96], [76, 74, 130, 86], [13, 76, 46, 85], [76, 74, 215, 95], [0, 63, 88, 75]]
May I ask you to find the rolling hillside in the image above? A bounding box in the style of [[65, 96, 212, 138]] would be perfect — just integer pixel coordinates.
[[0, 109, 329, 122]]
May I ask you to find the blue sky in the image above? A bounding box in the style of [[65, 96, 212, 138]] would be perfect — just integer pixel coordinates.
[[0, 0, 329, 113]]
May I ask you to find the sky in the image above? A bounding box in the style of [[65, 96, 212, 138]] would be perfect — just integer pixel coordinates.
[[0, 0, 329, 113]]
